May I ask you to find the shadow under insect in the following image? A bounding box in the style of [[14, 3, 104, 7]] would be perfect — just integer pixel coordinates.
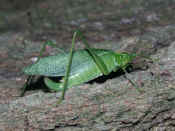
[[88, 65, 134, 84]]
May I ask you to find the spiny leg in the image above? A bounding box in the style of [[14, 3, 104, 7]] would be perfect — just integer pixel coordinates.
[[59, 31, 78, 103], [76, 30, 109, 75], [58, 30, 112, 103]]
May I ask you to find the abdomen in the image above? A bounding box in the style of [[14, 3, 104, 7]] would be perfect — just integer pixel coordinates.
[[67, 49, 117, 87]]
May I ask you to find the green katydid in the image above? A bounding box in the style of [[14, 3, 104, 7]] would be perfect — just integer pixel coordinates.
[[21, 30, 139, 103]]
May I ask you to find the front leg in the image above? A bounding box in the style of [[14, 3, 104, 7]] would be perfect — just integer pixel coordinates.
[[122, 67, 144, 93]]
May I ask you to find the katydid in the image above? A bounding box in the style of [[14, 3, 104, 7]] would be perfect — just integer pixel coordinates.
[[22, 30, 138, 102]]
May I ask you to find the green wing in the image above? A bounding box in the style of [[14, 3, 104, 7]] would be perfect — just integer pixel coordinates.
[[23, 49, 114, 77]]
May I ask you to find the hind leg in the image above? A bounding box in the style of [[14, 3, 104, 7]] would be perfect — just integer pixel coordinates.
[[44, 77, 64, 92]]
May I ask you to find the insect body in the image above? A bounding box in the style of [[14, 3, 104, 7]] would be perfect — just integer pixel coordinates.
[[22, 30, 137, 102], [23, 49, 136, 91]]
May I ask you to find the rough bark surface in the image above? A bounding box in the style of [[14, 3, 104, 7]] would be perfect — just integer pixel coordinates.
[[0, 0, 175, 130], [0, 25, 175, 130]]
